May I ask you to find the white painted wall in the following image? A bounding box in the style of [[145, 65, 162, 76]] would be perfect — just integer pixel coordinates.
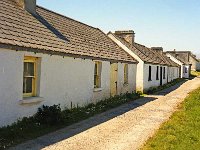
[[166, 53, 188, 78], [0, 49, 137, 127], [182, 65, 190, 78], [108, 33, 144, 92], [143, 64, 168, 91], [117, 63, 137, 94], [197, 62, 200, 71]]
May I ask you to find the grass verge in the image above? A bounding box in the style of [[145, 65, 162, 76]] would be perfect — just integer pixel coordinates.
[[190, 70, 200, 78], [142, 87, 200, 150]]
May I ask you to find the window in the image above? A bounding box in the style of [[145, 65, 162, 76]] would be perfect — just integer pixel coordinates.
[[185, 67, 187, 73], [156, 66, 159, 80], [163, 67, 166, 79], [94, 61, 102, 88], [124, 64, 128, 84], [148, 66, 152, 81], [23, 56, 37, 97]]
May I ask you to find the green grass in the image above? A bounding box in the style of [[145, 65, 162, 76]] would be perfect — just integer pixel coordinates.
[[191, 70, 200, 77], [142, 87, 200, 150]]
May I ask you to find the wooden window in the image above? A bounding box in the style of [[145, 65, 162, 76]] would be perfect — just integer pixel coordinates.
[[124, 64, 128, 84], [156, 66, 159, 80], [163, 67, 166, 79], [94, 61, 102, 88], [148, 66, 152, 81], [23, 56, 37, 97]]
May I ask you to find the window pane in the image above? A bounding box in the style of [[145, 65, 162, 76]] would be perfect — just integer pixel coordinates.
[[23, 77, 32, 93], [94, 63, 98, 75], [94, 75, 97, 86], [24, 62, 34, 76]]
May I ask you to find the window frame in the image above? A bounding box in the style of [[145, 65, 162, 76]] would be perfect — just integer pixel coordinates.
[[94, 61, 102, 88], [124, 64, 128, 84], [23, 56, 37, 97]]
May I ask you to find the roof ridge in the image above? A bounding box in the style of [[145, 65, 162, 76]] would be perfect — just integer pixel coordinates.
[[37, 5, 98, 30]]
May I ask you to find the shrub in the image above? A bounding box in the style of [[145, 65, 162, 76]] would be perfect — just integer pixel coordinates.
[[34, 104, 63, 125]]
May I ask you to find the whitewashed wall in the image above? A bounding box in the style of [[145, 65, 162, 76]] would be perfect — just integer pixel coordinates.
[[117, 63, 137, 94], [108, 33, 143, 92], [197, 62, 200, 71], [0, 49, 137, 127], [182, 65, 190, 78], [143, 64, 168, 91]]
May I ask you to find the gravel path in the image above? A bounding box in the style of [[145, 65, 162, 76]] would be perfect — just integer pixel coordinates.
[[10, 77, 200, 150]]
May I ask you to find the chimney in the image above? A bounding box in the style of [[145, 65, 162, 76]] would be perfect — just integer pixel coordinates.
[[151, 47, 163, 55], [115, 30, 135, 45], [15, 0, 36, 15]]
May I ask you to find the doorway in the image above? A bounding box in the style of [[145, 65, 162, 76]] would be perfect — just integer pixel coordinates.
[[110, 63, 118, 97]]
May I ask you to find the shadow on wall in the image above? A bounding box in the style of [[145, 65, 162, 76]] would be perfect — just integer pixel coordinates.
[[12, 96, 158, 150]]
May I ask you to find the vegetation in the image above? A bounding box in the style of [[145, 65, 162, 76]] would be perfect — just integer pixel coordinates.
[[190, 70, 200, 78], [146, 78, 185, 94], [0, 92, 140, 150], [142, 87, 200, 150]]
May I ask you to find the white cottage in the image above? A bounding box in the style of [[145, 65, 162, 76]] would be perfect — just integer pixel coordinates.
[[166, 53, 191, 78], [0, 0, 138, 127], [108, 31, 180, 92]]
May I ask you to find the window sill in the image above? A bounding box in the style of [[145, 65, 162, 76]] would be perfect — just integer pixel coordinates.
[[19, 97, 44, 105], [93, 88, 103, 92], [148, 80, 152, 82]]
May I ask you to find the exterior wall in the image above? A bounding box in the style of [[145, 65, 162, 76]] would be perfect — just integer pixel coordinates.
[[168, 67, 180, 82], [143, 64, 168, 91], [190, 56, 198, 71], [117, 63, 137, 95], [166, 53, 184, 78], [182, 65, 190, 78], [108, 33, 143, 92], [136, 61, 144, 92], [0, 49, 137, 127], [197, 62, 200, 71]]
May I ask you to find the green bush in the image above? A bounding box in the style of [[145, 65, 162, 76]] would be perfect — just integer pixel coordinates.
[[34, 105, 63, 125]]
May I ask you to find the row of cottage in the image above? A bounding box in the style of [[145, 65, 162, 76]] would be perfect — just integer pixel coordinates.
[[0, 0, 199, 127]]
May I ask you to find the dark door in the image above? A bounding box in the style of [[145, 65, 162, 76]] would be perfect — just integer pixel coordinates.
[[160, 67, 163, 86]]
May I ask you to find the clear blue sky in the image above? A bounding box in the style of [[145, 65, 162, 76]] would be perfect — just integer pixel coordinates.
[[38, 0, 200, 57]]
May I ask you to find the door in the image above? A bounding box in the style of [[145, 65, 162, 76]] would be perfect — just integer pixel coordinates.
[[160, 67, 163, 86], [110, 63, 118, 97]]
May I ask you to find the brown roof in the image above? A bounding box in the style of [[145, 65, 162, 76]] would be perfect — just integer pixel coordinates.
[[110, 32, 179, 66], [0, 0, 137, 63]]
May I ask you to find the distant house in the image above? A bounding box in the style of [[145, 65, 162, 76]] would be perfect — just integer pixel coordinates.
[[108, 31, 180, 92], [166, 53, 190, 78], [0, 0, 138, 127], [197, 60, 200, 71], [166, 51, 198, 71]]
